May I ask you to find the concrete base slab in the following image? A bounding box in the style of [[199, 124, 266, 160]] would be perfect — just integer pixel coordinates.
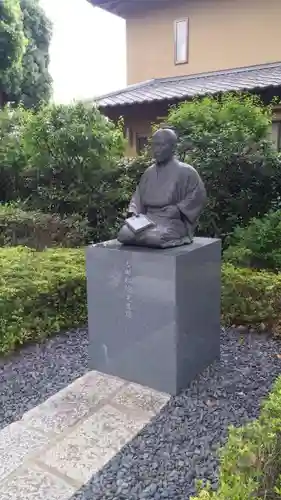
[[0, 371, 169, 499]]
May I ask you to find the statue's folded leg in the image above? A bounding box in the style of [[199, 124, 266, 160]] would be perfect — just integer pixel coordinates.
[[117, 224, 137, 245], [140, 226, 191, 248], [117, 224, 162, 247], [138, 227, 163, 247], [118, 224, 188, 248]]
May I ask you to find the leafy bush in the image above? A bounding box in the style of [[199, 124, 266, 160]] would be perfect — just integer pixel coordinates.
[[0, 106, 28, 202], [0, 102, 130, 242], [2, 95, 281, 247], [222, 264, 281, 333], [166, 94, 281, 242], [224, 210, 281, 271], [0, 246, 86, 354], [20, 102, 124, 217], [0, 204, 92, 249], [85, 154, 152, 241], [2, 246, 281, 354], [191, 376, 281, 500]]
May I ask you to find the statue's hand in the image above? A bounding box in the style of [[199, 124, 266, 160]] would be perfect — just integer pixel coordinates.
[[163, 205, 180, 218]]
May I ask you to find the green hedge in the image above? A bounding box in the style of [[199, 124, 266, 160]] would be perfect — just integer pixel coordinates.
[[222, 264, 281, 333], [224, 209, 281, 272], [0, 246, 86, 353], [191, 376, 281, 500], [0, 204, 93, 249], [1, 249, 281, 355]]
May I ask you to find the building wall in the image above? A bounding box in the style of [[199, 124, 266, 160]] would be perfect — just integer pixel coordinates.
[[104, 100, 281, 157], [126, 0, 281, 85], [104, 102, 171, 156]]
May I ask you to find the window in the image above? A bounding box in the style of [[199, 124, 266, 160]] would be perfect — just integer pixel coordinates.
[[174, 19, 189, 65], [271, 121, 281, 151], [136, 134, 148, 155]]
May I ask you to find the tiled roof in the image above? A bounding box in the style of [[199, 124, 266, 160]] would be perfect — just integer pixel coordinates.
[[87, 0, 173, 18], [94, 62, 281, 108]]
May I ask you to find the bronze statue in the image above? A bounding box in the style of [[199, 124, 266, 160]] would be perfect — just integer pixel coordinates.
[[117, 128, 207, 249]]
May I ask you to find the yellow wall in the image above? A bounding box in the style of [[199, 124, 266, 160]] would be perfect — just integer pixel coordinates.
[[104, 102, 170, 156], [126, 0, 281, 85]]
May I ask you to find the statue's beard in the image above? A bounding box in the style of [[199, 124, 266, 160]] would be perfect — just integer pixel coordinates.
[[155, 154, 174, 166]]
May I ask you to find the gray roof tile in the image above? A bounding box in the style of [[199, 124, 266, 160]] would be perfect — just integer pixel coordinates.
[[94, 62, 281, 107]]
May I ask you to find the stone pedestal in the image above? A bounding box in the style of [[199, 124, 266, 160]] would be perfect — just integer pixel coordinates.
[[86, 238, 221, 395]]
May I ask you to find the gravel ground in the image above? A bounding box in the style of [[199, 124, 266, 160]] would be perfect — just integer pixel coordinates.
[[70, 328, 281, 500], [1, 328, 281, 499], [0, 329, 88, 429]]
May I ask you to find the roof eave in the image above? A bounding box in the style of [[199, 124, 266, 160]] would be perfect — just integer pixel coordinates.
[[97, 84, 281, 110], [93, 62, 281, 108], [87, 0, 125, 17], [87, 0, 175, 19]]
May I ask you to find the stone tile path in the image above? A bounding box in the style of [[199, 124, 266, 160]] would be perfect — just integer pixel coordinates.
[[0, 371, 170, 500]]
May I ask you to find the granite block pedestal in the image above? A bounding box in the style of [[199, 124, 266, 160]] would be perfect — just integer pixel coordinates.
[[86, 238, 221, 395]]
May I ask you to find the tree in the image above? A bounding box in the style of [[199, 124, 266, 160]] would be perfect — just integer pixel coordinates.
[[0, 0, 52, 107], [19, 0, 52, 108], [166, 94, 281, 242], [0, 105, 29, 202], [20, 102, 125, 240], [0, 0, 26, 105]]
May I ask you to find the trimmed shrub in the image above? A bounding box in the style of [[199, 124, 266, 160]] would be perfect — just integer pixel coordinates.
[[2, 248, 281, 354], [191, 376, 281, 500], [0, 246, 86, 354], [224, 210, 281, 271], [166, 94, 281, 242], [222, 264, 281, 333], [0, 204, 92, 249]]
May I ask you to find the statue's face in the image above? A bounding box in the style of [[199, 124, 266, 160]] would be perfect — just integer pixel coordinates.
[[151, 132, 174, 164]]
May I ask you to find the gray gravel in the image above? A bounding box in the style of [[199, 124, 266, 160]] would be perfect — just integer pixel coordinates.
[[70, 329, 281, 500], [1, 328, 281, 499], [0, 330, 88, 429]]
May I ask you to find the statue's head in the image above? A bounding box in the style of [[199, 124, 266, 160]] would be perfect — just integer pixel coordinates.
[[151, 128, 177, 165]]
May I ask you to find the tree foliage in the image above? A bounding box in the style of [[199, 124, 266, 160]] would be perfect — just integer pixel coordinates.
[[19, 0, 52, 107], [0, 102, 137, 242], [0, 102, 125, 240], [0, 0, 52, 107], [20, 102, 124, 215], [224, 209, 281, 271], [167, 94, 281, 242], [0, 0, 26, 103], [0, 105, 28, 201]]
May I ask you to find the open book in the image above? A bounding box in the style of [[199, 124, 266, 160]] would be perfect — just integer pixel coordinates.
[[125, 214, 155, 234]]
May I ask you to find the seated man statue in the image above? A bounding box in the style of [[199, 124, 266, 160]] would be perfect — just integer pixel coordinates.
[[117, 128, 207, 249]]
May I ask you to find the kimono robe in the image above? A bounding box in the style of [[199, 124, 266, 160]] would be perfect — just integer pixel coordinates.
[[117, 158, 207, 248]]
